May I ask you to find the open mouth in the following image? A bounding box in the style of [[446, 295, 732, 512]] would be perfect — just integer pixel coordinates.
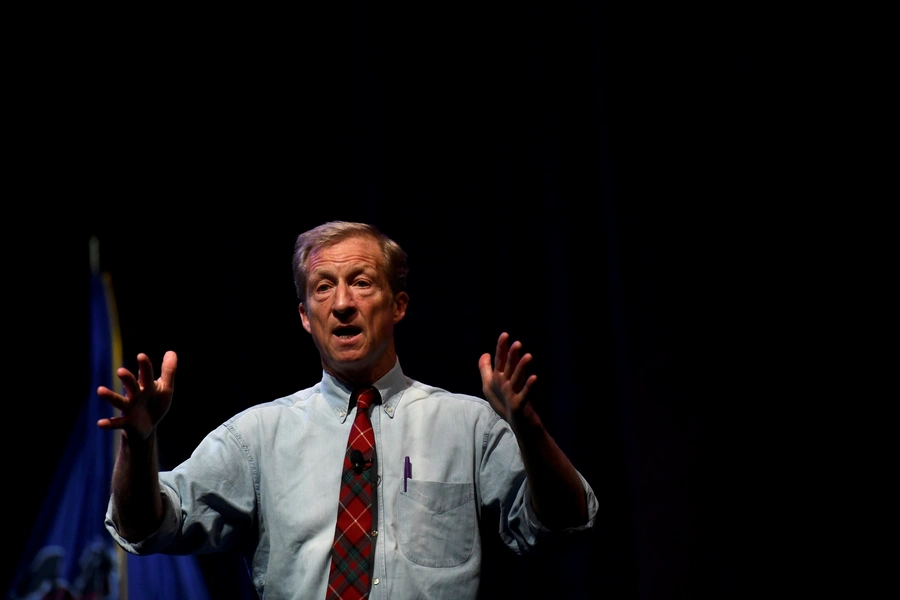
[[334, 325, 362, 340]]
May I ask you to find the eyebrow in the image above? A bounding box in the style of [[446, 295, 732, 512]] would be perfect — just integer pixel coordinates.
[[310, 264, 379, 280]]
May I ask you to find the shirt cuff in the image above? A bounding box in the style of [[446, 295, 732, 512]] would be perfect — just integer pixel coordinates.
[[104, 484, 182, 554], [524, 471, 599, 535]]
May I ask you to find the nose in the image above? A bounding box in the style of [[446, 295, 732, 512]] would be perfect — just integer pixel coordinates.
[[332, 282, 356, 315]]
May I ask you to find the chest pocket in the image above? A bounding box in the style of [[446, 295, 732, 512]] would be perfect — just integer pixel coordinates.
[[399, 480, 476, 567]]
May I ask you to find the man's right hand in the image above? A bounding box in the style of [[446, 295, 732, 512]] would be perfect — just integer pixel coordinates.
[[97, 350, 177, 442]]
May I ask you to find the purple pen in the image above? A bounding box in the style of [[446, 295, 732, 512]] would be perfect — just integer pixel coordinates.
[[404, 456, 411, 492]]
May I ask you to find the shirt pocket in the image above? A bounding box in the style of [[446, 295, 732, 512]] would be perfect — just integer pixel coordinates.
[[399, 480, 476, 568]]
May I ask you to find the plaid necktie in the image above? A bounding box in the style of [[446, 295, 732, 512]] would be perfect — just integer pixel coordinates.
[[326, 386, 379, 600]]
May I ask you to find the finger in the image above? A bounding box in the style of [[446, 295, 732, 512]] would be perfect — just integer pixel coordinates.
[[506, 340, 523, 377], [98, 386, 127, 411], [510, 352, 533, 391], [97, 415, 128, 430], [522, 374, 538, 395], [494, 332, 510, 373], [115, 368, 139, 398], [478, 353, 494, 388], [158, 350, 178, 390], [136, 353, 155, 392]]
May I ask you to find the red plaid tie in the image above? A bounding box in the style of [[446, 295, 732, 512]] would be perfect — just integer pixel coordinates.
[[326, 386, 379, 600]]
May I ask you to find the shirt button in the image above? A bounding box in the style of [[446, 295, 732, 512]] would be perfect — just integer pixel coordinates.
[[370, 530, 378, 537], [386, 407, 393, 414], [373, 579, 380, 585], [338, 410, 346, 417]]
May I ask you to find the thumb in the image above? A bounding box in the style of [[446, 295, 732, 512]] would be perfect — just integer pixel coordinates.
[[159, 351, 178, 388], [478, 353, 493, 386]]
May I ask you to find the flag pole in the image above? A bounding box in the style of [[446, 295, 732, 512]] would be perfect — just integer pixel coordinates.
[[92, 236, 129, 600]]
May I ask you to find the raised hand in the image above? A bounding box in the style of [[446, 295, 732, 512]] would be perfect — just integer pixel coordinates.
[[478, 332, 539, 426], [97, 351, 177, 442]]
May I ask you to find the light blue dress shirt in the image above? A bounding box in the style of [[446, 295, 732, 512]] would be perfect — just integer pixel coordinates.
[[106, 360, 598, 599]]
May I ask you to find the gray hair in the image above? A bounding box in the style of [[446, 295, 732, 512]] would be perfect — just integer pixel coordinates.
[[292, 221, 409, 301]]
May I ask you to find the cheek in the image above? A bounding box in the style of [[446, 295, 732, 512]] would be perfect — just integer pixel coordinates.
[[377, 311, 397, 332], [302, 308, 329, 332]]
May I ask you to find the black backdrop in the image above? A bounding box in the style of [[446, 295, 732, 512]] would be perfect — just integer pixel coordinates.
[[8, 4, 774, 599]]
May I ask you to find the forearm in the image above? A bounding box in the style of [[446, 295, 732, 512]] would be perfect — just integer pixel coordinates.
[[512, 409, 588, 530], [111, 430, 164, 541]]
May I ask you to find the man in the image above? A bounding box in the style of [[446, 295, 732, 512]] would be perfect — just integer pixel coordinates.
[[98, 220, 598, 599]]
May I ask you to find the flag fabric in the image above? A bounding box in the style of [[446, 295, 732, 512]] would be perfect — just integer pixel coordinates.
[[8, 262, 212, 600]]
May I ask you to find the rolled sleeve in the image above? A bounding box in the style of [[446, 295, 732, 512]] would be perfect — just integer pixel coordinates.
[[522, 471, 599, 537], [104, 483, 183, 555]]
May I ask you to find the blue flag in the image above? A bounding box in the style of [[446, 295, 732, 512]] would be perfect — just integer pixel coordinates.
[[8, 255, 211, 600]]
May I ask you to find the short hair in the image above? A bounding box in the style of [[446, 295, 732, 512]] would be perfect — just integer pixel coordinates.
[[292, 221, 409, 302]]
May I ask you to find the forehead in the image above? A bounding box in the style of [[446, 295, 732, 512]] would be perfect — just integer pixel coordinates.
[[307, 235, 383, 274]]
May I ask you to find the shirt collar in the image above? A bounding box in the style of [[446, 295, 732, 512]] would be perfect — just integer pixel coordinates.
[[320, 359, 407, 423]]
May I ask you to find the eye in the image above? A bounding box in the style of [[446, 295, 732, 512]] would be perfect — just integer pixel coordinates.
[[353, 279, 372, 288], [314, 281, 333, 293]]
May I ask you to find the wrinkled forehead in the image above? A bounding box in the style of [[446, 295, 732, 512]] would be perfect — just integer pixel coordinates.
[[307, 234, 384, 274]]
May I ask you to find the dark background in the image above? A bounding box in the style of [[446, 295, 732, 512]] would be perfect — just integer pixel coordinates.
[[7, 4, 796, 599]]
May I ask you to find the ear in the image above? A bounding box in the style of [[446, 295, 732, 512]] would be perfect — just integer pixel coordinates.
[[392, 291, 409, 324], [298, 303, 312, 333]]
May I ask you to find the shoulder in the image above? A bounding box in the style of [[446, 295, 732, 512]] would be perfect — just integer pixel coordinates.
[[224, 385, 322, 432], [402, 379, 497, 417]]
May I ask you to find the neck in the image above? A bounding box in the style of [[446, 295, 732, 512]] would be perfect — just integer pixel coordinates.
[[324, 351, 396, 389]]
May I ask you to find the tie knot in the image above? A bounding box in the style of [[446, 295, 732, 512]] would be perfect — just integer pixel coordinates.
[[352, 386, 380, 412]]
